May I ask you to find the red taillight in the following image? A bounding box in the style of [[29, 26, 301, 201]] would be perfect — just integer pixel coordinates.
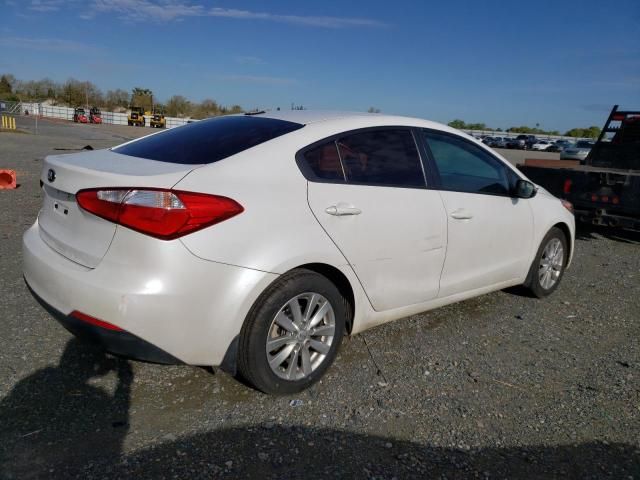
[[71, 310, 123, 331], [76, 188, 243, 240], [563, 179, 572, 194]]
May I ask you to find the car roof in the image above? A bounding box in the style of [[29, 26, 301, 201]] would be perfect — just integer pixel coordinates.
[[246, 109, 450, 128], [243, 110, 468, 138]]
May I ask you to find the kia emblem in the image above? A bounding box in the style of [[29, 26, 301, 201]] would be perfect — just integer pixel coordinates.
[[47, 169, 56, 183]]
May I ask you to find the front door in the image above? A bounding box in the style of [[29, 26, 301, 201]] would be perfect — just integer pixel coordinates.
[[420, 130, 534, 298]]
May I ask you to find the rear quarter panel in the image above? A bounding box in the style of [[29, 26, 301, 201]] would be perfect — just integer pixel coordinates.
[[173, 130, 350, 274]]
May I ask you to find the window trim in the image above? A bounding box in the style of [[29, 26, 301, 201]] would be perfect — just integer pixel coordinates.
[[418, 128, 521, 198], [295, 126, 428, 190]]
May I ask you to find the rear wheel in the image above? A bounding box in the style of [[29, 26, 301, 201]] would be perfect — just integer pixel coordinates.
[[523, 227, 568, 298], [238, 269, 345, 394]]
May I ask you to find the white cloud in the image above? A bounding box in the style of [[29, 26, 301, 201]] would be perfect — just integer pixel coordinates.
[[235, 56, 266, 66], [28, 0, 66, 12], [89, 0, 204, 22], [207, 7, 387, 28], [0, 36, 100, 53], [70, 1, 387, 28]]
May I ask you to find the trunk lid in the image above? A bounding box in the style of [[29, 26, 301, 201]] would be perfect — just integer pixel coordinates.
[[38, 149, 197, 268]]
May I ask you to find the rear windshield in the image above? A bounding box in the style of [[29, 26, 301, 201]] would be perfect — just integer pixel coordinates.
[[114, 115, 304, 164]]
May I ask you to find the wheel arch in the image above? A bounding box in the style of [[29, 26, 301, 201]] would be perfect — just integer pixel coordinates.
[[552, 221, 573, 263], [295, 263, 355, 335], [221, 262, 357, 377]]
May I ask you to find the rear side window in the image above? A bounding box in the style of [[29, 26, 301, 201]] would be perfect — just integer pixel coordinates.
[[423, 131, 510, 195], [302, 142, 345, 182], [114, 116, 303, 164], [337, 129, 425, 188]]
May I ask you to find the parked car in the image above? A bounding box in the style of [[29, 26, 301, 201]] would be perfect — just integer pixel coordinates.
[[482, 136, 494, 145], [505, 137, 520, 149], [488, 137, 508, 148], [23, 111, 575, 394], [554, 139, 572, 151], [514, 134, 538, 149], [73, 108, 88, 123], [546, 143, 561, 153], [560, 140, 595, 162], [531, 140, 554, 151]]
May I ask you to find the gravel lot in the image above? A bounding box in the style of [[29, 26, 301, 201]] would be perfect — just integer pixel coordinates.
[[1, 119, 639, 479]]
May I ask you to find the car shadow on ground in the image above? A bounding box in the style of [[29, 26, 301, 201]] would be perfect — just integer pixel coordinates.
[[1, 340, 639, 479], [0, 339, 133, 479], [576, 223, 640, 244]]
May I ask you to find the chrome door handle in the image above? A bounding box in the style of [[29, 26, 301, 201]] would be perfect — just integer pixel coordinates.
[[450, 209, 473, 220], [325, 205, 362, 216]]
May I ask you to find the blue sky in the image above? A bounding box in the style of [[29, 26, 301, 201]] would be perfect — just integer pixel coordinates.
[[1, 0, 638, 131]]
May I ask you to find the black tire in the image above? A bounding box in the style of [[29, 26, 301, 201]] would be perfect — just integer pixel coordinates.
[[523, 227, 568, 298], [238, 269, 346, 395], [127, 121, 133, 126]]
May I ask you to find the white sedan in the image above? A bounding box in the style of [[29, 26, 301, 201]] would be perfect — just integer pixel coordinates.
[[23, 111, 575, 394], [531, 140, 554, 151], [560, 140, 595, 162]]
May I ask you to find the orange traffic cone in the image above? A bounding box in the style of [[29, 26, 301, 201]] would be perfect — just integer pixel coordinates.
[[0, 170, 17, 189]]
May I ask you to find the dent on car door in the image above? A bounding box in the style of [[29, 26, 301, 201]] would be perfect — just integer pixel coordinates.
[[300, 128, 448, 311], [421, 130, 534, 297]]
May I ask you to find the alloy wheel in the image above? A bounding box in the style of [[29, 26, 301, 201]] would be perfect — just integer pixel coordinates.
[[538, 238, 564, 290], [266, 292, 336, 381]]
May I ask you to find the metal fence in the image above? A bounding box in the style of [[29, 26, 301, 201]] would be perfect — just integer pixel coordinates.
[[1, 101, 193, 128], [1, 100, 589, 141]]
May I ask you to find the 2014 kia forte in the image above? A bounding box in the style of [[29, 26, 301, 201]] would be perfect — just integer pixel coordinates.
[[23, 111, 575, 394]]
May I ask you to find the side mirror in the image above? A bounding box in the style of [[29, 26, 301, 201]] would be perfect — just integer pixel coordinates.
[[513, 179, 537, 199]]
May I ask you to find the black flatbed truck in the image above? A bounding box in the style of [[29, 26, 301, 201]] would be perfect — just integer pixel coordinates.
[[518, 105, 640, 230]]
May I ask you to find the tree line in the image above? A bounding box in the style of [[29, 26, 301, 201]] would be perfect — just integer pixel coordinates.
[[447, 119, 601, 139], [0, 74, 243, 119]]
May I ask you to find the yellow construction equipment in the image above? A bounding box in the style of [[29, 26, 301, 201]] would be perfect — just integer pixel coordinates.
[[127, 107, 146, 127], [150, 107, 166, 128], [1, 116, 16, 129]]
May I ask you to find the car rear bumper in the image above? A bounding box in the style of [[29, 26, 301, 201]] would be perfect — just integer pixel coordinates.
[[27, 281, 182, 364], [23, 220, 278, 366]]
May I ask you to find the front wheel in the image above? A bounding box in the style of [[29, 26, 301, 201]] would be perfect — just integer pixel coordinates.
[[523, 227, 568, 298], [238, 269, 345, 394]]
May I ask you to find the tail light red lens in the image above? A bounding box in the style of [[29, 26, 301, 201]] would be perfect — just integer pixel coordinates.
[[563, 179, 572, 194], [76, 188, 243, 240]]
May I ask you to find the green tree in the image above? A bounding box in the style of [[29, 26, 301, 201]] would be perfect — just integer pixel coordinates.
[[166, 95, 192, 117], [105, 89, 130, 110], [565, 126, 601, 138], [131, 87, 153, 112], [448, 119, 466, 129], [191, 98, 220, 119], [0, 74, 13, 97]]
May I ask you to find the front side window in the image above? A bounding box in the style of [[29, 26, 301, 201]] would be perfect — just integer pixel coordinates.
[[423, 131, 511, 195], [336, 129, 425, 188]]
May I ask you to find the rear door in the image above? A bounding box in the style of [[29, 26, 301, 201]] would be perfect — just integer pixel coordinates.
[[302, 128, 448, 311], [419, 130, 534, 297]]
